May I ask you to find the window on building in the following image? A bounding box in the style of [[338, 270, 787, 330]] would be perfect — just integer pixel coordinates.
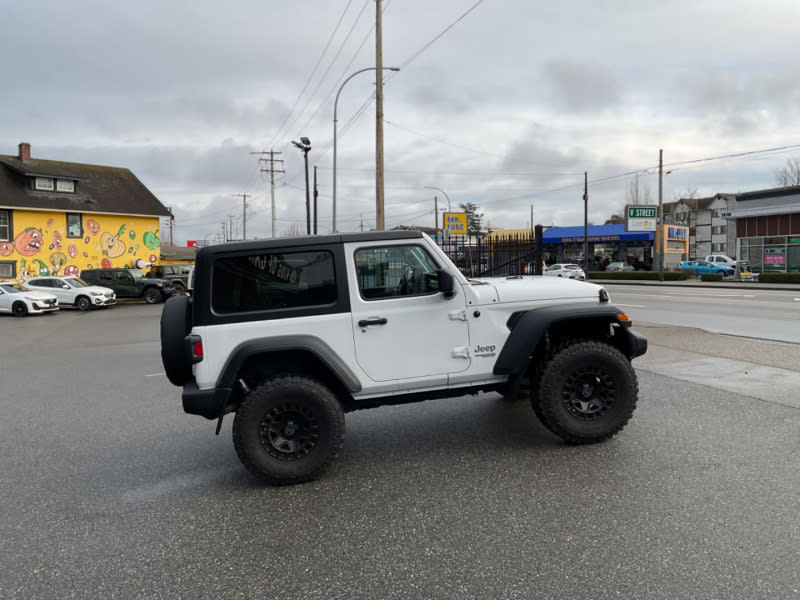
[[0, 261, 15, 279], [711, 243, 726, 253], [34, 177, 54, 191], [0, 210, 10, 241], [712, 225, 727, 235], [66, 214, 83, 238], [56, 179, 75, 193]]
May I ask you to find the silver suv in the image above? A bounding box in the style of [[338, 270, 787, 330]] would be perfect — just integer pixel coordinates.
[[161, 231, 647, 485]]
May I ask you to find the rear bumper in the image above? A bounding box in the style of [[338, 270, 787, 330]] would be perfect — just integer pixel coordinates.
[[181, 381, 231, 420]]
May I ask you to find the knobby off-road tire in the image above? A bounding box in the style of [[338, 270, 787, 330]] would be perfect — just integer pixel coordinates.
[[533, 340, 637, 444], [233, 375, 346, 485]]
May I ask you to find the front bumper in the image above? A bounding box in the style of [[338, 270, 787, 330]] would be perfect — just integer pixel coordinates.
[[626, 329, 648, 358]]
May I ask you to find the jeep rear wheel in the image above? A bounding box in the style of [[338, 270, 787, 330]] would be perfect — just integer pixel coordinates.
[[233, 376, 345, 485], [533, 340, 637, 444]]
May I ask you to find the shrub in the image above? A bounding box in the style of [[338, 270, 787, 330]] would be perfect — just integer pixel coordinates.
[[588, 270, 687, 281], [757, 272, 800, 284], [700, 273, 723, 282]]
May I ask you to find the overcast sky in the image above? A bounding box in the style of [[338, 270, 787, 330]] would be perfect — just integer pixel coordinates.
[[3, 0, 799, 244]]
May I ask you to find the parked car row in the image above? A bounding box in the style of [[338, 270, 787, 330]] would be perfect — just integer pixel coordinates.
[[0, 265, 190, 316]]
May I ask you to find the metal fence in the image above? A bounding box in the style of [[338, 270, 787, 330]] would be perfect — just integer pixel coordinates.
[[439, 232, 538, 278]]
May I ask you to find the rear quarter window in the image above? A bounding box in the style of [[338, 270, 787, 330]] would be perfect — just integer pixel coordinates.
[[211, 250, 336, 314]]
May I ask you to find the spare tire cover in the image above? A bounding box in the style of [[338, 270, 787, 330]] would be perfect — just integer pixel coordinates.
[[160, 295, 193, 385]]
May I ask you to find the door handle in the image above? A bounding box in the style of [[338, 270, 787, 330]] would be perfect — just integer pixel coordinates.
[[358, 317, 388, 327]]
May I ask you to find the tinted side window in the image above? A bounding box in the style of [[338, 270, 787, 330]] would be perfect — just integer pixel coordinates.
[[355, 244, 440, 300], [211, 250, 336, 314]]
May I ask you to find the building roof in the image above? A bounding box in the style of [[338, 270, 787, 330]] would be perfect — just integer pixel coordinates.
[[0, 146, 171, 218]]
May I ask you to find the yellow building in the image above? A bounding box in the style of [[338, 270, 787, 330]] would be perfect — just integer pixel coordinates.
[[0, 143, 170, 281]]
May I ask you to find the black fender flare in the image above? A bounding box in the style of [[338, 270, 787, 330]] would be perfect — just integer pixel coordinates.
[[216, 335, 363, 395], [493, 304, 645, 377]]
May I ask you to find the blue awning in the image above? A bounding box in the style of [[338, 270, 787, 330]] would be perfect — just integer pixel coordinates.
[[542, 224, 653, 244]]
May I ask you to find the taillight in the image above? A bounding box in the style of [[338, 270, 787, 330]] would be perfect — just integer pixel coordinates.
[[188, 334, 203, 362]]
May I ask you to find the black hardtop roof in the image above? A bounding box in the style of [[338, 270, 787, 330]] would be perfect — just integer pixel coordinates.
[[196, 230, 425, 259]]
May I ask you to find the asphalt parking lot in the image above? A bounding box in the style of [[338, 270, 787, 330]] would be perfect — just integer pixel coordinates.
[[1, 303, 798, 599]]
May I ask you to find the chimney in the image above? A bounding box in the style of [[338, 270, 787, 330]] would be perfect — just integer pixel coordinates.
[[18, 142, 31, 161]]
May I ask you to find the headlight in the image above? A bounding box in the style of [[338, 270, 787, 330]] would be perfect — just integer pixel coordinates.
[[90, 291, 103, 296]]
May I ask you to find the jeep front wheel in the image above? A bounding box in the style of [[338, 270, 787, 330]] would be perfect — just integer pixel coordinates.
[[233, 376, 345, 485], [533, 341, 637, 444]]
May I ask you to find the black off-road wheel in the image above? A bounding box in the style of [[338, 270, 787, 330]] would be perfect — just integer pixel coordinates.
[[143, 287, 162, 304], [233, 376, 346, 485], [533, 340, 637, 444]]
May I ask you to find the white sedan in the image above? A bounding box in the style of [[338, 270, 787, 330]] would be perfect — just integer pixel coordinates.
[[543, 263, 586, 280], [25, 276, 116, 311], [0, 281, 59, 316]]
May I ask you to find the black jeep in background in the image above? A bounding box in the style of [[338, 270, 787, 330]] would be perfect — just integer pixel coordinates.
[[145, 263, 193, 295], [80, 268, 175, 304]]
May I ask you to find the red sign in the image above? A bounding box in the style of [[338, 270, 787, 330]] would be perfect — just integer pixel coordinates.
[[187, 240, 197, 247], [764, 254, 785, 265]]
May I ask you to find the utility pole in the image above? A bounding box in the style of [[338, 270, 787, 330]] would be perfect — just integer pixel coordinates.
[[434, 196, 439, 241], [375, 0, 386, 230], [252, 150, 284, 238], [658, 148, 664, 281], [313, 166, 319, 235], [231, 193, 250, 240], [583, 172, 589, 279]]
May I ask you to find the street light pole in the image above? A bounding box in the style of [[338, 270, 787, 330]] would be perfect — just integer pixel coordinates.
[[292, 137, 312, 235], [333, 66, 399, 233], [424, 185, 451, 213]]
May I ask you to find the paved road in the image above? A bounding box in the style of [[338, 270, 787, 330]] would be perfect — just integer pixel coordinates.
[[601, 282, 800, 344], [1, 304, 798, 599]]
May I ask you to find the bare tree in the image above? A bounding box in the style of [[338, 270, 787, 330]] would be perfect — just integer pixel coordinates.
[[626, 176, 652, 204], [774, 157, 800, 187], [673, 186, 699, 201]]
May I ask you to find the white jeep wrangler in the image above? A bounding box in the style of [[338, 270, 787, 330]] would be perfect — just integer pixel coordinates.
[[161, 231, 647, 485]]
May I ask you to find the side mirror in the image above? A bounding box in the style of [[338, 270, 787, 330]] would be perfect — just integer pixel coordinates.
[[438, 269, 455, 299]]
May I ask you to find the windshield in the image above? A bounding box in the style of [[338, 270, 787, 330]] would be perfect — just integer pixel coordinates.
[[129, 269, 145, 279], [66, 278, 90, 288], [0, 283, 29, 293]]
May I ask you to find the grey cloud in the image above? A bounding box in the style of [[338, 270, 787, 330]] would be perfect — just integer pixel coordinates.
[[541, 60, 622, 112]]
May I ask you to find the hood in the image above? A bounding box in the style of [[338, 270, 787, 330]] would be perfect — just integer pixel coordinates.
[[466, 275, 606, 305]]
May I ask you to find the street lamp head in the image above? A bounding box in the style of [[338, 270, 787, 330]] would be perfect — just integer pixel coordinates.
[[292, 138, 311, 152]]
